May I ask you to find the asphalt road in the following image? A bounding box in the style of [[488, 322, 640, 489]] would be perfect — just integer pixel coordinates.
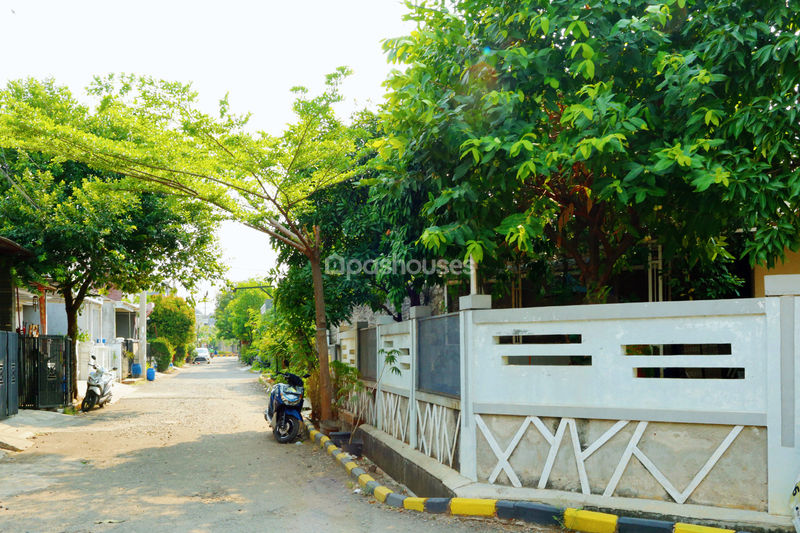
[[0, 357, 556, 532]]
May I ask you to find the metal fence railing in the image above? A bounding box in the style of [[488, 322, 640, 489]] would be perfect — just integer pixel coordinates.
[[417, 313, 460, 397]]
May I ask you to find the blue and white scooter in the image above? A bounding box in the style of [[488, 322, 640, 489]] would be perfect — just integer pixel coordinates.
[[265, 371, 309, 443]]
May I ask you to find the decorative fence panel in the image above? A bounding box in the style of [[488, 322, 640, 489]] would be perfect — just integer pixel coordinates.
[[338, 285, 799, 518], [416, 394, 460, 469], [379, 389, 411, 444], [461, 298, 780, 514]]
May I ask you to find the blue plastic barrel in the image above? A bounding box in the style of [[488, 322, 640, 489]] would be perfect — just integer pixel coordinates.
[[146, 367, 156, 381], [131, 363, 142, 378]]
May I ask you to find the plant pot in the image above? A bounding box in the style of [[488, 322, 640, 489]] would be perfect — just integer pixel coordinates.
[[341, 440, 363, 458], [329, 431, 351, 447]]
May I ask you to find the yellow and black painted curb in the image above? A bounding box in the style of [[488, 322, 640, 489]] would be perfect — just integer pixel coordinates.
[[305, 421, 754, 533]]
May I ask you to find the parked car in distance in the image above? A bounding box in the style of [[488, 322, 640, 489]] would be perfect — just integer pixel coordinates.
[[194, 347, 211, 364]]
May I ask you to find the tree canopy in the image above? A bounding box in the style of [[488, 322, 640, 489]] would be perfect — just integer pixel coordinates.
[[0, 71, 370, 420], [376, 0, 800, 300], [147, 294, 196, 352], [214, 281, 268, 347]]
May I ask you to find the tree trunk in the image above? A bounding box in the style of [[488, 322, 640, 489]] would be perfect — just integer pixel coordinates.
[[309, 249, 333, 422], [63, 290, 79, 402]]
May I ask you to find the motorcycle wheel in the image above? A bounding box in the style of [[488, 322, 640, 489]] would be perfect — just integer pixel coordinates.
[[81, 391, 97, 412], [273, 416, 299, 443]]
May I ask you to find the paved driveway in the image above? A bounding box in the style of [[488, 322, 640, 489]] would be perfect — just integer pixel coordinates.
[[0, 358, 554, 532]]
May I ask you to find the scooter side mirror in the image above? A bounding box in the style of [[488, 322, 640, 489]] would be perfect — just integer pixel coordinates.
[[91, 355, 97, 360], [112, 367, 118, 371]]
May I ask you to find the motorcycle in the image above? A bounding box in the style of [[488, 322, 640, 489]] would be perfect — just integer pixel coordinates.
[[81, 355, 117, 412], [265, 371, 309, 443]]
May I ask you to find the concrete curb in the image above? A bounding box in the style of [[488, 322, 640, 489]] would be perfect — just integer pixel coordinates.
[[304, 421, 754, 533]]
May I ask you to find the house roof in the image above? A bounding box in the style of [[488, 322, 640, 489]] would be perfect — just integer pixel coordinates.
[[0, 236, 32, 256]]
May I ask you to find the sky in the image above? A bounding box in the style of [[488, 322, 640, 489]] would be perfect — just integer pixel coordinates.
[[0, 0, 414, 309]]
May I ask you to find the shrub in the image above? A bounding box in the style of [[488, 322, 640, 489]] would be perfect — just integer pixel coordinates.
[[173, 343, 191, 367], [150, 337, 174, 372], [240, 345, 258, 365]]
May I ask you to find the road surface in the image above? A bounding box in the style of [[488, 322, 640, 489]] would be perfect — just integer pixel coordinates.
[[0, 357, 556, 532]]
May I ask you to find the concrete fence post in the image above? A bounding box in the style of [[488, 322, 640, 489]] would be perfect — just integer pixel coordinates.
[[375, 315, 393, 433], [764, 275, 800, 516], [409, 306, 430, 450], [458, 294, 491, 482]]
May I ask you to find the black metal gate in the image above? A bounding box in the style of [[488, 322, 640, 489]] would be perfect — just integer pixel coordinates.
[[0, 331, 20, 419], [0, 331, 8, 419], [19, 335, 72, 409], [7, 333, 18, 416]]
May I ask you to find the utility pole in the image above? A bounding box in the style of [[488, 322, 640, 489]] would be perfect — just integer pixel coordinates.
[[138, 291, 147, 370]]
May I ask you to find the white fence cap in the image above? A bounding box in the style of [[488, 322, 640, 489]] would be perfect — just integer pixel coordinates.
[[764, 274, 800, 296]]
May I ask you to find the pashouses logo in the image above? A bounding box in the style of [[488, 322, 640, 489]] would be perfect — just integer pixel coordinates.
[[325, 254, 465, 279]]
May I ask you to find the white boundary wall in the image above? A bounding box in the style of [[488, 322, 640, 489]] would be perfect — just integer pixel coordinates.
[[467, 298, 767, 424], [340, 277, 800, 518], [458, 289, 798, 517]]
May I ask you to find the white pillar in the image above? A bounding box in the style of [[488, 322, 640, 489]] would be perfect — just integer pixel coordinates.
[[137, 291, 147, 370], [458, 295, 491, 481], [764, 275, 800, 515], [408, 306, 431, 450]]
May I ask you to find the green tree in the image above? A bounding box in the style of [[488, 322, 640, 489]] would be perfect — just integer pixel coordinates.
[[0, 72, 366, 420], [0, 146, 222, 397], [147, 294, 195, 360], [378, 0, 800, 301], [214, 281, 268, 348]]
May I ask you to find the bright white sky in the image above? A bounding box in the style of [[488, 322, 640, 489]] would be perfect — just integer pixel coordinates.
[[0, 0, 413, 309]]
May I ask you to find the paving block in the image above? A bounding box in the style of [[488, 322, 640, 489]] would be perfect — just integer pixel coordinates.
[[618, 516, 674, 533], [674, 524, 734, 533], [449, 498, 496, 517], [337, 454, 351, 465], [344, 461, 358, 473], [424, 497, 450, 514], [385, 492, 406, 508], [514, 502, 563, 525], [350, 467, 366, 478], [319, 435, 330, 447], [357, 473, 375, 488], [403, 497, 426, 512], [335, 451, 348, 462], [326, 444, 340, 455], [363, 480, 380, 495], [373, 485, 393, 503], [563, 508, 618, 533]]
